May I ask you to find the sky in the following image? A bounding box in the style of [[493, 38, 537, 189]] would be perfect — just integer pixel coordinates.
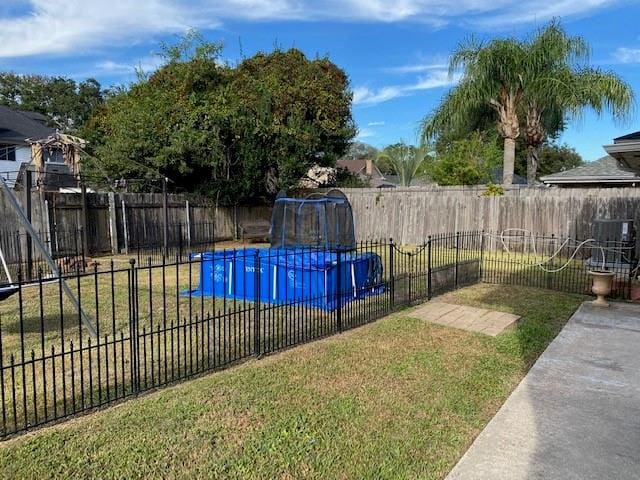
[[1, 0, 639, 161]]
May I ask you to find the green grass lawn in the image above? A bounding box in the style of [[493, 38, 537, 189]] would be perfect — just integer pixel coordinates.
[[0, 283, 585, 480]]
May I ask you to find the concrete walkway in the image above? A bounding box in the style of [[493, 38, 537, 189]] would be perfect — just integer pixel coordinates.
[[447, 301, 640, 480]]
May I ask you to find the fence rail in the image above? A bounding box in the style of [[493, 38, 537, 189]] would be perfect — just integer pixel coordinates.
[[0, 231, 637, 439]]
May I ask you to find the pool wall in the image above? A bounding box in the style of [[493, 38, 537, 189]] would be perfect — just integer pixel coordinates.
[[185, 248, 383, 310]]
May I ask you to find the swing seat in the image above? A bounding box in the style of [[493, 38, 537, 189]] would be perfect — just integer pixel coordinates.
[[0, 285, 18, 301]]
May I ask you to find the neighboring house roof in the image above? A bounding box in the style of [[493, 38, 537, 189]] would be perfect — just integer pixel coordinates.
[[604, 131, 640, 173], [335, 158, 384, 178], [540, 155, 640, 185], [0, 105, 54, 144], [18, 110, 49, 124], [613, 131, 640, 142]]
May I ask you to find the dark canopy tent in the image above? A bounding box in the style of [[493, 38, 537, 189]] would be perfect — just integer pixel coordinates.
[[270, 190, 356, 251]]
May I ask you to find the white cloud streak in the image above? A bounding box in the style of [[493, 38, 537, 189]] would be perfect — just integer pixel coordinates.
[[95, 55, 166, 76], [385, 62, 448, 74], [353, 70, 458, 106], [0, 0, 622, 58], [355, 127, 375, 140], [613, 47, 640, 64]]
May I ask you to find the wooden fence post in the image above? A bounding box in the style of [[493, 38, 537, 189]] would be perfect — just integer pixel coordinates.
[[24, 169, 33, 279], [185, 200, 191, 250], [162, 177, 169, 256], [80, 175, 89, 256], [121, 199, 129, 255], [108, 192, 119, 254]]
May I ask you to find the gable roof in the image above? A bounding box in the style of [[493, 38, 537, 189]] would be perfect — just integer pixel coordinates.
[[0, 105, 55, 144], [540, 155, 640, 184]]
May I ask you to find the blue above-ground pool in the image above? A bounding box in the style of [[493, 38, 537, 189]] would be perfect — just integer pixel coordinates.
[[185, 248, 383, 310]]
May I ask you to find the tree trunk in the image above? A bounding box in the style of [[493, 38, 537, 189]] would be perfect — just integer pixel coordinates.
[[503, 137, 516, 185], [526, 145, 539, 185]]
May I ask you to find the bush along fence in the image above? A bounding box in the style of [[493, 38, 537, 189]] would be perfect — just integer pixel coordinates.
[[0, 231, 637, 439]]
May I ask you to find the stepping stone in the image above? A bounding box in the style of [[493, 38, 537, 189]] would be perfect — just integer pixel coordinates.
[[410, 302, 520, 337]]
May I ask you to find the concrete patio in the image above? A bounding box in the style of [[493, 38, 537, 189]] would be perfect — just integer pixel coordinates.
[[447, 301, 640, 480]]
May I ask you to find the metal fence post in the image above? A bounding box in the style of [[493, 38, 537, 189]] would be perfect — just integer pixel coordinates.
[[427, 235, 432, 300], [454, 232, 460, 288], [128, 259, 140, 393], [479, 230, 485, 282], [253, 250, 261, 357], [389, 238, 395, 310], [336, 250, 343, 332]]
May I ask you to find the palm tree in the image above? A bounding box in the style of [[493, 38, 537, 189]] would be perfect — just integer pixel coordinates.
[[423, 38, 528, 185], [522, 22, 633, 183], [376, 143, 430, 187]]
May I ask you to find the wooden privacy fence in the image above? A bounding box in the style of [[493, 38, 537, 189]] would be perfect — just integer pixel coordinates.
[[0, 189, 272, 262], [1, 184, 640, 264], [340, 186, 640, 248]]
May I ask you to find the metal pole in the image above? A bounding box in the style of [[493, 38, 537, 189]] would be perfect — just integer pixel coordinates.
[[253, 250, 261, 357], [0, 175, 97, 337], [455, 232, 460, 288], [389, 238, 395, 310], [336, 250, 342, 332], [427, 235, 432, 300], [479, 230, 485, 282]]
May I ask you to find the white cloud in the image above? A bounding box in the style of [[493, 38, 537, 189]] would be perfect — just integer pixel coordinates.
[[355, 127, 375, 140], [385, 62, 447, 74], [613, 47, 640, 64], [0, 0, 622, 58], [367, 121, 386, 126], [0, 0, 201, 58], [353, 70, 458, 106], [95, 55, 166, 76], [472, 0, 615, 28]]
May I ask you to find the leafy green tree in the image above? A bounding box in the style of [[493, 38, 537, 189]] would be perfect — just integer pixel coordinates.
[[529, 143, 583, 178], [425, 132, 502, 186], [335, 168, 370, 188], [376, 142, 430, 187], [0, 73, 104, 131], [83, 35, 354, 205], [340, 141, 379, 161]]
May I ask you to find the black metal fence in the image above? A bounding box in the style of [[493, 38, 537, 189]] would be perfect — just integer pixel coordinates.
[[0, 227, 87, 284], [128, 221, 220, 265], [0, 230, 637, 439]]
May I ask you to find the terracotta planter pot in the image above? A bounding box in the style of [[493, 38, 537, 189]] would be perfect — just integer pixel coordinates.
[[589, 270, 615, 307]]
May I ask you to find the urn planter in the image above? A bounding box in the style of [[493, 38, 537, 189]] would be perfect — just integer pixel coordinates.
[[589, 270, 615, 307]]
